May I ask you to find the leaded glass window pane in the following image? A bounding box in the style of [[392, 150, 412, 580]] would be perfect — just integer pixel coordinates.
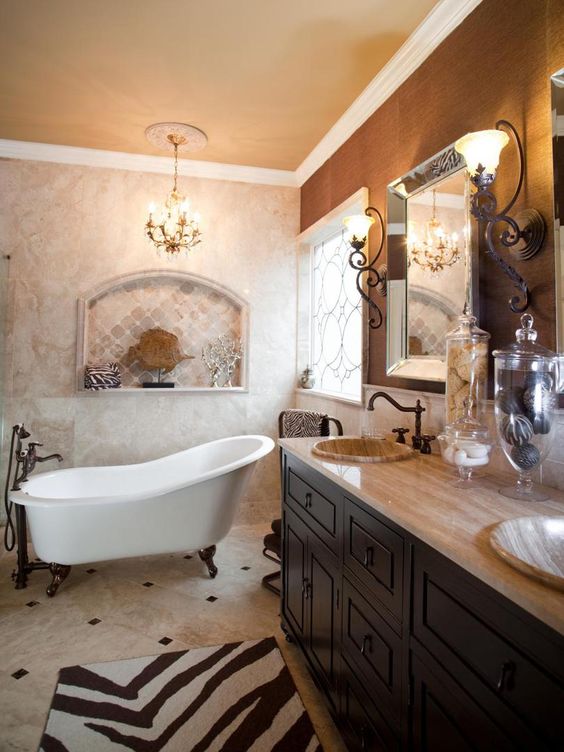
[[311, 230, 362, 399]]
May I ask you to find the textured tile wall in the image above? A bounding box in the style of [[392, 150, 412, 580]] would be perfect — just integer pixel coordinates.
[[86, 276, 243, 387], [0, 159, 300, 523]]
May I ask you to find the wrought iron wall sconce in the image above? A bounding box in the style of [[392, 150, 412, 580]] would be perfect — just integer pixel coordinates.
[[455, 120, 545, 313], [343, 207, 387, 329]]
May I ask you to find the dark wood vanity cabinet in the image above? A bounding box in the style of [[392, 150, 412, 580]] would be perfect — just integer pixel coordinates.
[[283, 504, 340, 708], [280, 450, 564, 752]]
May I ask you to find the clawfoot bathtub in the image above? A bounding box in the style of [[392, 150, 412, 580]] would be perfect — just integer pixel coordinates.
[[9, 435, 274, 596]]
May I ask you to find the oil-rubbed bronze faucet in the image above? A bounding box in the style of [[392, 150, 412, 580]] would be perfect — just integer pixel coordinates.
[[367, 391, 426, 450], [14, 441, 63, 489]]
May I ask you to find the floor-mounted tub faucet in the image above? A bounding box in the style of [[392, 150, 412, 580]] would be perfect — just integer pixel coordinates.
[[366, 391, 426, 450], [15, 441, 63, 489]]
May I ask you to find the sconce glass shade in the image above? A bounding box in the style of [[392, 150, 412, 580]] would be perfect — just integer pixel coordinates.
[[454, 129, 509, 181], [343, 213, 375, 244]]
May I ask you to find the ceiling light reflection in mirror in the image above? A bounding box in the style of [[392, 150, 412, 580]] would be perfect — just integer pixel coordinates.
[[387, 143, 473, 383], [406, 171, 467, 361]]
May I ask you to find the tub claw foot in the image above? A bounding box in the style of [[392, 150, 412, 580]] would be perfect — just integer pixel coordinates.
[[46, 563, 71, 597], [198, 546, 218, 578]]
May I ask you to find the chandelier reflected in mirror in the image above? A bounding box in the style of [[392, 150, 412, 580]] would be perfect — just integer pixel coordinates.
[[145, 122, 207, 256], [407, 189, 461, 273]]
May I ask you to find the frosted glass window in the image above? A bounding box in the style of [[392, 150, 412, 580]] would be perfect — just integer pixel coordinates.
[[311, 230, 362, 399]]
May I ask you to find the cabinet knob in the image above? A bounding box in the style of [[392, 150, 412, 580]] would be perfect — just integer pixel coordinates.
[[496, 660, 515, 693], [363, 546, 374, 568], [302, 578, 312, 599], [304, 492, 312, 509], [360, 634, 372, 656]]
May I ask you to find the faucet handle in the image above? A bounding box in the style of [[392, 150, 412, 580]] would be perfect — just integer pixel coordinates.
[[392, 427, 410, 444], [28, 441, 43, 448], [420, 434, 436, 455]]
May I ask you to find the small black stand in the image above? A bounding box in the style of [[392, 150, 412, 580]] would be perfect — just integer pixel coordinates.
[[142, 367, 174, 388]]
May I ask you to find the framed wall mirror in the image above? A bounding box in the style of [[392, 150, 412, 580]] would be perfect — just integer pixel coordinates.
[[551, 68, 564, 351], [386, 144, 476, 382]]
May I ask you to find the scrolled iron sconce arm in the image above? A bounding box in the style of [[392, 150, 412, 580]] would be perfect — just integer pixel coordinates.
[[345, 206, 388, 330], [460, 120, 545, 314]]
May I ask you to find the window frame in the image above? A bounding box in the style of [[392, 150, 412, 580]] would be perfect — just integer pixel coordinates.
[[296, 188, 370, 405]]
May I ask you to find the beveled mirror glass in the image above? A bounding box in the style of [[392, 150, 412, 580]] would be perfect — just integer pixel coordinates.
[[551, 68, 564, 351], [386, 144, 475, 381]]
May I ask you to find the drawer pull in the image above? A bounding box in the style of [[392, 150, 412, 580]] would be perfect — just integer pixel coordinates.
[[363, 546, 374, 568], [496, 660, 515, 693], [304, 492, 312, 509], [360, 634, 372, 656], [302, 578, 312, 600], [360, 725, 369, 750]]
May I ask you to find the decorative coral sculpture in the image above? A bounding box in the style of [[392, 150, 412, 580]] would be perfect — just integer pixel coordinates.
[[202, 335, 243, 387]]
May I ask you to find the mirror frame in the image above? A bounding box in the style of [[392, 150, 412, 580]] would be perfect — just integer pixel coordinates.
[[551, 68, 564, 352], [386, 142, 479, 382]]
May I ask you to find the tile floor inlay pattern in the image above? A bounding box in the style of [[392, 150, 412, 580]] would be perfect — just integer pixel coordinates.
[[0, 524, 346, 752]]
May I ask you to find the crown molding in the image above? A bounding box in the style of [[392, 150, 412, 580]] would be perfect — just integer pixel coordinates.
[[0, 0, 482, 190], [0, 138, 298, 187], [295, 0, 484, 186]]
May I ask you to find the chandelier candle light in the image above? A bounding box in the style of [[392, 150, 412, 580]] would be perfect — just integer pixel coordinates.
[[145, 122, 206, 256], [408, 189, 461, 273]]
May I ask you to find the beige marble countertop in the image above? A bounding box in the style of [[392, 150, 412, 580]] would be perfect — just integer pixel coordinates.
[[279, 437, 564, 637]]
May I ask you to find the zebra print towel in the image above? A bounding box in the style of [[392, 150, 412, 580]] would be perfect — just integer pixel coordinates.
[[280, 409, 329, 438], [84, 362, 122, 390], [40, 637, 322, 751]]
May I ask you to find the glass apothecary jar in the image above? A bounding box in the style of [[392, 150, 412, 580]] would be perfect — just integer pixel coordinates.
[[445, 308, 490, 425], [493, 314, 559, 501], [438, 399, 492, 487]]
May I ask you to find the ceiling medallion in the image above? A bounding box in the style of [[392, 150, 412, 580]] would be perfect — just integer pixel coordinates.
[[144, 122, 207, 256]]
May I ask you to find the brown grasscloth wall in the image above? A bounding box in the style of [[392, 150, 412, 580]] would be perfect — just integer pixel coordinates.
[[301, 0, 564, 394]]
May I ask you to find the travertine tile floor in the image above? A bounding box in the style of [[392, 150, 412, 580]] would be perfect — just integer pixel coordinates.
[[0, 524, 346, 752]]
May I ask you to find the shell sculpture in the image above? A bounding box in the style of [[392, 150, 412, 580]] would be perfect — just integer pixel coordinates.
[[126, 327, 194, 375]]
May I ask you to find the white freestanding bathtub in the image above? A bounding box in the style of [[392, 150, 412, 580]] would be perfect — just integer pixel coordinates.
[[9, 435, 274, 574]]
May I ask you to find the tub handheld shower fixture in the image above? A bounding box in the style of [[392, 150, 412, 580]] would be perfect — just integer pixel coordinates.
[[3, 423, 66, 595]]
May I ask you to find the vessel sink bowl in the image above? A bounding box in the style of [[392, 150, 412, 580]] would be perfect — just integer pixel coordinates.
[[312, 436, 413, 463], [490, 516, 564, 591]]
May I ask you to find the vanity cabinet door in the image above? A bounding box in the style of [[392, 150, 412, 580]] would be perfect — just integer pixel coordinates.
[[411, 650, 518, 752], [282, 506, 308, 644], [282, 503, 340, 707], [412, 544, 564, 748], [306, 531, 340, 706]]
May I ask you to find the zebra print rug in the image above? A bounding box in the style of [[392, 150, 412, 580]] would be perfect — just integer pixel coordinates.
[[40, 637, 322, 751]]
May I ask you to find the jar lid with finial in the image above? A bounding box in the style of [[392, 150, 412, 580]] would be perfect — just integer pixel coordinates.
[[492, 313, 556, 367]]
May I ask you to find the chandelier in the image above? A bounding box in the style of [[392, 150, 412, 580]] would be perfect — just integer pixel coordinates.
[[407, 189, 461, 273], [145, 122, 206, 256]]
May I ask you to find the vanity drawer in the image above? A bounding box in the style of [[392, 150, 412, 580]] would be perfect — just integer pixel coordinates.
[[413, 545, 564, 747], [340, 655, 400, 752], [286, 466, 338, 552], [342, 576, 402, 720], [344, 498, 404, 621]]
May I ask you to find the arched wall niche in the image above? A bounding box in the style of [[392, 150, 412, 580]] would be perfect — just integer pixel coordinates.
[[77, 270, 249, 392]]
